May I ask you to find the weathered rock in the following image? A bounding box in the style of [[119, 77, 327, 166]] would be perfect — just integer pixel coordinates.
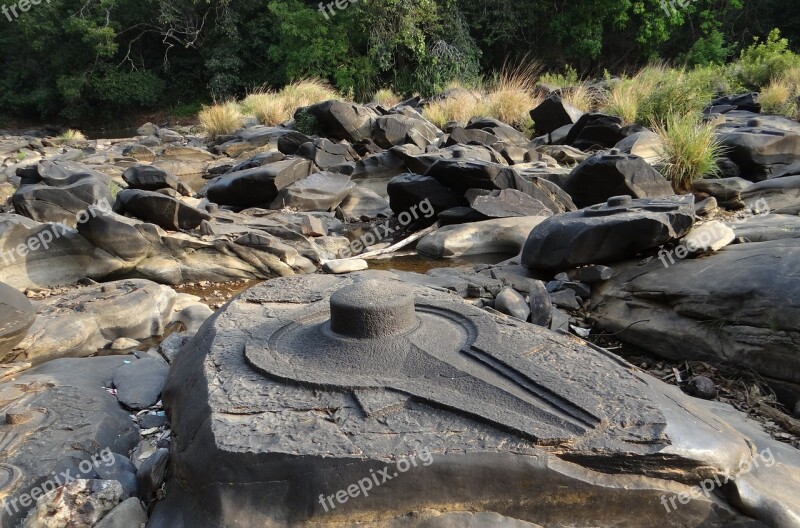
[[470, 189, 553, 218], [213, 126, 291, 157], [590, 238, 800, 394], [372, 114, 441, 149], [95, 455, 139, 500], [0, 281, 35, 355], [564, 113, 624, 151], [296, 138, 359, 170], [680, 221, 735, 254], [727, 213, 800, 242], [21, 479, 123, 528], [322, 259, 369, 274], [114, 189, 211, 231], [204, 158, 313, 207], [174, 304, 214, 333], [122, 165, 192, 196], [270, 171, 355, 212], [614, 130, 664, 165], [686, 376, 717, 400], [465, 117, 531, 146], [522, 196, 695, 271], [566, 265, 613, 284], [0, 356, 139, 526], [305, 101, 378, 143], [94, 498, 148, 528], [494, 287, 530, 321], [339, 186, 391, 220], [716, 116, 800, 181], [151, 273, 798, 527], [387, 174, 462, 217], [12, 173, 113, 227], [137, 448, 169, 503], [528, 280, 552, 327], [113, 356, 169, 410], [562, 153, 675, 209], [740, 174, 800, 214], [529, 93, 584, 135], [418, 216, 547, 258], [693, 177, 753, 204]]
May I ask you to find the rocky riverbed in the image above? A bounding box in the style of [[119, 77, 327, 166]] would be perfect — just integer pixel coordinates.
[[0, 91, 799, 527]]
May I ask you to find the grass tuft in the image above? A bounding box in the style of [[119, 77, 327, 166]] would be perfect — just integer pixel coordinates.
[[373, 88, 402, 108], [653, 113, 724, 192], [58, 129, 86, 141], [239, 78, 339, 126], [198, 102, 243, 138]]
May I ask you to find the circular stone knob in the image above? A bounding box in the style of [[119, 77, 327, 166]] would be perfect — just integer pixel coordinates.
[[607, 195, 632, 207], [330, 280, 417, 339]]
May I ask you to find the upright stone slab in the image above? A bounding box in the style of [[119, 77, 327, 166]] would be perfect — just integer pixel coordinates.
[[152, 273, 798, 527]]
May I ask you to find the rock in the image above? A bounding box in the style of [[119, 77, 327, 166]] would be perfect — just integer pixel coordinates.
[[695, 196, 718, 216], [113, 357, 169, 410], [114, 189, 211, 231], [562, 153, 675, 209], [94, 498, 148, 528], [529, 93, 584, 135], [0, 281, 35, 355], [137, 123, 158, 136], [418, 216, 547, 258], [156, 128, 182, 143], [692, 177, 752, 205], [174, 304, 214, 333], [204, 158, 313, 207], [95, 455, 139, 500], [522, 196, 694, 271], [295, 138, 359, 170], [122, 165, 192, 196], [794, 400, 800, 419], [727, 213, 800, 242], [213, 126, 290, 157], [137, 448, 169, 503], [465, 117, 531, 146], [470, 189, 554, 218], [425, 159, 576, 214], [494, 288, 530, 321], [740, 174, 800, 214], [111, 337, 141, 351], [686, 376, 717, 400], [339, 186, 391, 220], [139, 413, 167, 429], [372, 114, 441, 149], [5, 279, 178, 365], [21, 479, 123, 528], [0, 356, 139, 526], [270, 171, 355, 212], [484, 264, 541, 294], [387, 173, 463, 217], [322, 259, 369, 274], [716, 115, 800, 181], [564, 113, 624, 150], [151, 273, 798, 528], [305, 100, 378, 143], [679, 221, 735, 253], [445, 126, 501, 148], [528, 280, 552, 327], [158, 332, 192, 364], [706, 93, 760, 114], [566, 265, 613, 284], [589, 238, 800, 393], [12, 173, 113, 227], [614, 131, 664, 165], [550, 289, 580, 310]]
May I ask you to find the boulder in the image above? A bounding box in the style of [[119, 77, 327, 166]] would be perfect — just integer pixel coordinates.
[[522, 195, 695, 271], [0, 281, 35, 355], [204, 158, 313, 207], [470, 189, 553, 218], [213, 126, 292, 158], [12, 173, 113, 227], [740, 175, 800, 214], [564, 113, 624, 150], [693, 177, 753, 207], [295, 138, 359, 170], [122, 165, 192, 196], [465, 117, 531, 146], [727, 213, 800, 242], [387, 174, 462, 217], [94, 498, 148, 528], [562, 153, 675, 209], [529, 93, 584, 136], [113, 356, 170, 410], [418, 216, 547, 258], [494, 287, 530, 321], [21, 480, 123, 528], [614, 131, 664, 165], [372, 114, 441, 149], [114, 189, 211, 231], [270, 171, 355, 212], [716, 116, 800, 181], [305, 100, 378, 143], [339, 186, 391, 220]]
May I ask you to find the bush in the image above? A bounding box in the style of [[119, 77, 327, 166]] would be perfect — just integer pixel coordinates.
[[198, 102, 243, 138], [759, 76, 799, 119], [638, 68, 714, 125], [540, 66, 579, 88], [654, 113, 724, 192], [736, 29, 800, 90]]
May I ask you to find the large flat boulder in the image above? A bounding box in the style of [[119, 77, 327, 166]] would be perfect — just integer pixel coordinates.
[[114, 189, 211, 231], [270, 171, 355, 212], [418, 216, 547, 258], [204, 158, 313, 207]]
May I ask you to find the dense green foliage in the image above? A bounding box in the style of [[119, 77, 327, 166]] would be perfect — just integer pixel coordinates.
[[0, 0, 798, 121]]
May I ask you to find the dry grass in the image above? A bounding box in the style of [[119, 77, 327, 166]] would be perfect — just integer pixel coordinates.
[[760, 73, 799, 119], [238, 78, 340, 126], [654, 113, 724, 192], [603, 66, 666, 124], [373, 88, 402, 107], [480, 62, 542, 128], [423, 91, 483, 128], [198, 101, 243, 138], [562, 83, 596, 112], [58, 129, 86, 141]]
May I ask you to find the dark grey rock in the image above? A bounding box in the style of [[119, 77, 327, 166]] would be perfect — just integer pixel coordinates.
[[528, 280, 552, 328], [95, 454, 139, 499], [114, 189, 211, 231], [122, 165, 192, 196], [562, 153, 675, 209], [12, 173, 113, 226], [740, 175, 800, 214], [686, 376, 717, 400], [270, 171, 355, 212], [566, 265, 613, 284], [466, 117, 531, 146], [494, 287, 530, 321], [564, 113, 624, 151], [550, 289, 580, 310], [372, 114, 441, 149], [113, 357, 169, 410], [529, 93, 584, 135], [305, 100, 379, 143], [522, 196, 695, 271], [695, 196, 718, 216], [296, 138, 359, 170], [204, 158, 314, 207], [445, 126, 500, 148], [137, 448, 169, 503], [470, 189, 553, 218], [0, 281, 35, 355], [387, 173, 462, 217], [549, 306, 570, 332], [94, 498, 148, 528], [716, 116, 800, 181], [693, 177, 752, 203]]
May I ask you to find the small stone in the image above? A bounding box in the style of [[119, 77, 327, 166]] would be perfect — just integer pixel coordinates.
[[566, 265, 613, 284], [695, 196, 718, 216], [686, 376, 717, 400], [301, 216, 326, 237], [528, 281, 552, 328], [112, 357, 169, 410], [139, 413, 167, 429], [494, 288, 531, 321], [111, 338, 141, 351], [550, 290, 581, 311], [137, 448, 170, 503], [681, 221, 735, 254], [95, 454, 139, 500], [563, 281, 591, 298], [94, 498, 148, 528], [101, 284, 117, 293], [549, 307, 570, 332], [322, 259, 369, 274]]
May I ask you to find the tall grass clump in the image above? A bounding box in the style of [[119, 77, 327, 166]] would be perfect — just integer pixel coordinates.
[[654, 113, 724, 192], [58, 129, 86, 141], [238, 79, 339, 126], [423, 91, 482, 128], [638, 68, 714, 125], [759, 77, 799, 119], [480, 62, 542, 130], [561, 83, 596, 113], [198, 102, 243, 138], [373, 88, 402, 107]]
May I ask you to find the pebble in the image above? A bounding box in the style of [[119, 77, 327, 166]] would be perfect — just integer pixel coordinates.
[[686, 376, 717, 400]]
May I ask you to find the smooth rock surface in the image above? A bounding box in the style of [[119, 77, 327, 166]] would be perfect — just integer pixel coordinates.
[[418, 216, 547, 258]]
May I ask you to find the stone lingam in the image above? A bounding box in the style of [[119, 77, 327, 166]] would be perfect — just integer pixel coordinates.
[[152, 271, 800, 528]]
